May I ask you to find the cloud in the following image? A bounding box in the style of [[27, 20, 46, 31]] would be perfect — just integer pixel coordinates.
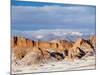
[[11, 5, 96, 30]]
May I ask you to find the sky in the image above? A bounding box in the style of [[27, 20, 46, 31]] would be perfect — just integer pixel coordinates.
[[11, 0, 96, 32]]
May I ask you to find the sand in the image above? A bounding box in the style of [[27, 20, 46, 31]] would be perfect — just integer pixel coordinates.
[[12, 55, 96, 74]]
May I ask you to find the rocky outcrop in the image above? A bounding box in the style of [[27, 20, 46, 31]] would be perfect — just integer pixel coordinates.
[[89, 35, 96, 50], [50, 40, 73, 53], [72, 38, 94, 53], [13, 47, 49, 66], [12, 37, 54, 61], [12, 35, 96, 62], [65, 38, 95, 60], [12, 36, 35, 48], [58, 40, 73, 50]]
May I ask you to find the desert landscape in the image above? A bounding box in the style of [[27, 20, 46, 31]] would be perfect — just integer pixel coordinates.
[[11, 1, 96, 74], [11, 34, 96, 74]]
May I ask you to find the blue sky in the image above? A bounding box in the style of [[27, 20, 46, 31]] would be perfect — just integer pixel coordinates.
[[11, 0, 96, 32]]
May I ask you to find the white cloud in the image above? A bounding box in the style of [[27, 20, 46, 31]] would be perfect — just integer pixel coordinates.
[[12, 5, 95, 30]]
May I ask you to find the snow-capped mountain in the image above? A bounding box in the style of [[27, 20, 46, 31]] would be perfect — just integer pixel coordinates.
[[12, 29, 95, 41]]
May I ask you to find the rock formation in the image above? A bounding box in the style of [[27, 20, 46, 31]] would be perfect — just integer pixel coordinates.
[[89, 35, 96, 50], [72, 38, 94, 53], [11, 35, 96, 62], [64, 38, 95, 60], [12, 36, 35, 48]]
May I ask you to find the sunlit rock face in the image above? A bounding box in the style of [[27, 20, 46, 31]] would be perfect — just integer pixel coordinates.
[[89, 35, 96, 50], [11, 35, 96, 62], [72, 38, 94, 53], [11, 36, 35, 48]]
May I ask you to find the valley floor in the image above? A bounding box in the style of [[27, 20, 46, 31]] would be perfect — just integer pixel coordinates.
[[12, 55, 96, 74]]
